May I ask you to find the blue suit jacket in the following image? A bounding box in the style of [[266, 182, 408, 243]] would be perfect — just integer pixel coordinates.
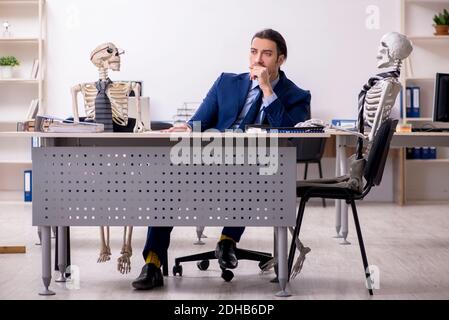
[[188, 70, 311, 132]]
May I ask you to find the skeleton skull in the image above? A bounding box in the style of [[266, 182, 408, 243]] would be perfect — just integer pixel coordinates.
[[376, 32, 413, 69], [90, 42, 124, 72]]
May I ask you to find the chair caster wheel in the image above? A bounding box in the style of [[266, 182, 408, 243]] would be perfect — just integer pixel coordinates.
[[221, 270, 234, 282], [197, 260, 210, 271], [173, 265, 183, 277]]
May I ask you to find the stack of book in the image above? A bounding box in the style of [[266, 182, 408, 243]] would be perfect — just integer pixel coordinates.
[[173, 102, 199, 125], [46, 121, 104, 133]]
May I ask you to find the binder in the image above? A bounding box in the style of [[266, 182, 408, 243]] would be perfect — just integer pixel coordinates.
[[421, 147, 430, 160], [24, 170, 32, 202], [430, 147, 437, 160], [412, 148, 421, 160], [406, 148, 414, 160], [406, 87, 413, 118], [412, 87, 421, 118]]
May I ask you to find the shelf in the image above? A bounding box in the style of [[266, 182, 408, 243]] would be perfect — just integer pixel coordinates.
[[0, 38, 40, 43], [406, 159, 449, 163], [0, 79, 39, 84], [408, 35, 449, 41], [405, 77, 435, 81], [0, 0, 40, 4], [405, 117, 433, 121], [406, 0, 449, 3], [0, 160, 31, 165]]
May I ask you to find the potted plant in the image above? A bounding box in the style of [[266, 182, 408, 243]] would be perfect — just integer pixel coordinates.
[[433, 9, 449, 36], [0, 56, 20, 79]]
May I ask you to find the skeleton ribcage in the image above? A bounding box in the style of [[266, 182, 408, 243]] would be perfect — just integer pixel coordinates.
[[81, 82, 132, 126], [364, 80, 399, 127]]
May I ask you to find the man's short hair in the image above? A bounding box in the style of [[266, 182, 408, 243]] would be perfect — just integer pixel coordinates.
[[252, 29, 287, 59]]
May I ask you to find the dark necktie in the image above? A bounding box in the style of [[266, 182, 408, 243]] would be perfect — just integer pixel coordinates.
[[95, 79, 114, 132], [239, 88, 263, 131], [356, 69, 400, 159]]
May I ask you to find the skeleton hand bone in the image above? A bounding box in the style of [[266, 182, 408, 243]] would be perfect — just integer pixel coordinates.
[[117, 245, 132, 274]]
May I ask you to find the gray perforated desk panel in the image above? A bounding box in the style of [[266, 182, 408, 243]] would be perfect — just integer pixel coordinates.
[[31, 134, 321, 297], [32, 137, 297, 227]]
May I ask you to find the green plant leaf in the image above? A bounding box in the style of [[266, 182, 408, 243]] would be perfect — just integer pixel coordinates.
[[444, 9, 449, 24], [0, 56, 20, 67]]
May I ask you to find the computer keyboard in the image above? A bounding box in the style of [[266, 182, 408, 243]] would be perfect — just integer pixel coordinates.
[[412, 128, 449, 132]]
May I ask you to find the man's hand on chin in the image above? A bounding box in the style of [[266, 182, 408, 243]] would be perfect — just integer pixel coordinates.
[[249, 64, 274, 98]]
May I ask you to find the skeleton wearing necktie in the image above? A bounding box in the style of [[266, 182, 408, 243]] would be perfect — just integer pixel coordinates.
[[71, 43, 145, 274]]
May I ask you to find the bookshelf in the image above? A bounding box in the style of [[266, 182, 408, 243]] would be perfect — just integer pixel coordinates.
[[400, 0, 449, 203], [0, 0, 45, 194]]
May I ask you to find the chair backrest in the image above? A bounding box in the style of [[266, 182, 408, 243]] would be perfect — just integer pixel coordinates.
[[292, 138, 327, 163], [363, 119, 398, 187]]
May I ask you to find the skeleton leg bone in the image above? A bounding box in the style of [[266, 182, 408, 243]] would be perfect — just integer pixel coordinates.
[[260, 227, 311, 276], [98, 226, 111, 263]]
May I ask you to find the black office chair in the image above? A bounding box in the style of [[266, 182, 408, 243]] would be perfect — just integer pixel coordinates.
[[173, 244, 273, 282], [288, 119, 398, 296], [291, 138, 327, 207]]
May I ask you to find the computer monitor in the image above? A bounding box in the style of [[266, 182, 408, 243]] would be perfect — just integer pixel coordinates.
[[433, 73, 449, 123]]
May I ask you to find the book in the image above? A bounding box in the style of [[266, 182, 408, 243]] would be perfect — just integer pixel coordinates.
[[25, 99, 39, 120], [46, 121, 104, 133], [30, 59, 39, 79], [173, 102, 199, 124]]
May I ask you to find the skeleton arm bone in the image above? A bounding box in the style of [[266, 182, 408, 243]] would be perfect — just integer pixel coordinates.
[[71, 84, 82, 123], [131, 82, 145, 133]]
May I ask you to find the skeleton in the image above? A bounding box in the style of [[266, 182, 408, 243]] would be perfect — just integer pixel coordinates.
[[286, 32, 414, 280], [364, 32, 413, 143], [71, 42, 146, 274], [71, 42, 145, 133]]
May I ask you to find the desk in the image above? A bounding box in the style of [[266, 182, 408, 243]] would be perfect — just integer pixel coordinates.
[[332, 131, 449, 244], [13, 131, 329, 297]]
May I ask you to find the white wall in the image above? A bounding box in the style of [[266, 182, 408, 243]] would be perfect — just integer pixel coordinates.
[[45, 0, 401, 122], [44, 0, 402, 202]]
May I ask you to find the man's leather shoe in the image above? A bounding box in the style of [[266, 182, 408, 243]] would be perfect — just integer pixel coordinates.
[[132, 264, 164, 290], [215, 239, 238, 269]]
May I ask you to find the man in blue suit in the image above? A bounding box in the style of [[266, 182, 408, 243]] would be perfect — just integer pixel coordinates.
[[132, 29, 311, 290]]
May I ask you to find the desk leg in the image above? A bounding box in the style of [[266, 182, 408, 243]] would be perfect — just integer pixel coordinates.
[[335, 136, 351, 245], [275, 227, 291, 297], [56, 227, 68, 283], [334, 137, 342, 238], [339, 146, 350, 246], [270, 228, 279, 283], [39, 226, 55, 296]]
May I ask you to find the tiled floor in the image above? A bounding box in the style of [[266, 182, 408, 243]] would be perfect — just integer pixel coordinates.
[[1, 200, 449, 300]]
